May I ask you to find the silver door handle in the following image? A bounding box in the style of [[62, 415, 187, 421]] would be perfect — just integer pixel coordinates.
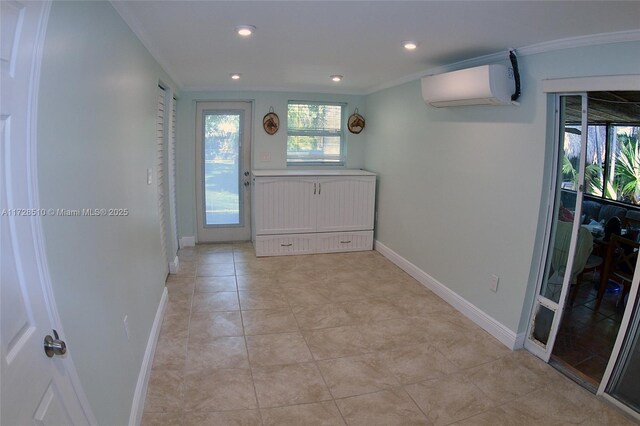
[[314, 183, 316, 195], [280, 243, 292, 247], [44, 330, 67, 358], [318, 183, 321, 194]]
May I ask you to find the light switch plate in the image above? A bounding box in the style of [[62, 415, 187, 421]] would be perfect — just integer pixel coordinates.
[[490, 274, 499, 292]]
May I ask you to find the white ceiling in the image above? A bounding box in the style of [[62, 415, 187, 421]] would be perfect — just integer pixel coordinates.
[[112, 1, 640, 94]]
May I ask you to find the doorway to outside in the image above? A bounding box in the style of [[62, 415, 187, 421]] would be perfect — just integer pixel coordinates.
[[525, 90, 640, 417], [195, 101, 252, 243]]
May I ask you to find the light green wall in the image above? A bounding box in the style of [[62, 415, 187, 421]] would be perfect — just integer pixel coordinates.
[[176, 91, 366, 238], [364, 41, 640, 334], [37, 2, 177, 424]]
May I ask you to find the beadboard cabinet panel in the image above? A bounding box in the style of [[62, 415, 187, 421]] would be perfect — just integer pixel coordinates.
[[316, 177, 375, 232], [252, 170, 376, 257], [253, 178, 317, 235]]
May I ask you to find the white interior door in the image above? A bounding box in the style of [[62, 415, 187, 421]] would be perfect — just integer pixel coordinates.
[[196, 101, 252, 242], [0, 1, 94, 424], [525, 93, 588, 361]]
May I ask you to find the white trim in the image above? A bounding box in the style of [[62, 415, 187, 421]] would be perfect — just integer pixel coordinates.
[[598, 255, 640, 396], [182, 84, 364, 96], [599, 393, 640, 422], [366, 30, 640, 95], [513, 332, 527, 350], [179, 236, 196, 248], [109, 0, 640, 97], [168, 256, 180, 274], [374, 240, 519, 350], [543, 75, 640, 93], [109, 1, 182, 89], [128, 287, 168, 426], [517, 29, 640, 57]]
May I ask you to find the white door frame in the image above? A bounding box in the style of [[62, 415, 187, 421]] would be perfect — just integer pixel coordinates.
[[525, 93, 589, 362], [0, 1, 95, 423], [526, 77, 640, 419]]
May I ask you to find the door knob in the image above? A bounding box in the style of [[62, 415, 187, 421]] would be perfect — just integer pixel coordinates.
[[44, 330, 67, 358]]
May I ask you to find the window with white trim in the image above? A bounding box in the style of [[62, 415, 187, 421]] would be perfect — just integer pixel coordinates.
[[287, 102, 345, 165]]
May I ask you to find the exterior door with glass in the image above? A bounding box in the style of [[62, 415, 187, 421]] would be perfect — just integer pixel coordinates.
[[196, 102, 252, 242], [525, 94, 589, 361]]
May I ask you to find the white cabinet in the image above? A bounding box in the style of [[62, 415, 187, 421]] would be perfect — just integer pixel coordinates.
[[252, 170, 376, 257], [253, 177, 317, 235]]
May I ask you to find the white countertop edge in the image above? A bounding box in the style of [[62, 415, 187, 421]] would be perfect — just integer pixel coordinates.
[[252, 169, 376, 177]]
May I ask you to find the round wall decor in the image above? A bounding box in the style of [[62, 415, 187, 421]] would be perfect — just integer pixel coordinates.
[[348, 109, 365, 134], [263, 107, 279, 135]]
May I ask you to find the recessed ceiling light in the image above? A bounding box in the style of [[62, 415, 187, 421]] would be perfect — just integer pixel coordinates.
[[331, 75, 343, 82], [236, 25, 256, 37], [230, 73, 241, 80], [403, 41, 418, 50]]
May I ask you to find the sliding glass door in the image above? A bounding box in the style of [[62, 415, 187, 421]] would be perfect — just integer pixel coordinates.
[[525, 94, 589, 361], [607, 289, 640, 412]]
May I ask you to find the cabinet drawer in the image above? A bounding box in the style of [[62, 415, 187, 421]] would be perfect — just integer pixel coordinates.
[[255, 234, 316, 257], [315, 231, 373, 253]]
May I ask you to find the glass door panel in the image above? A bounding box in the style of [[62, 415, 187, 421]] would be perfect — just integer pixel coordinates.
[[204, 112, 241, 226], [526, 94, 588, 360], [195, 101, 252, 243], [607, 289, 640, 412]]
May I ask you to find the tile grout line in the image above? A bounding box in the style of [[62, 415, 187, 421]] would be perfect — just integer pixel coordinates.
[[283, 263, 349, 426], [233, 250, 266, 426]]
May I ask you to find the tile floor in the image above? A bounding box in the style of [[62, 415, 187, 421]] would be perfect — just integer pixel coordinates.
[[142, 243, 636, 425], [553, 271, 626, 386]]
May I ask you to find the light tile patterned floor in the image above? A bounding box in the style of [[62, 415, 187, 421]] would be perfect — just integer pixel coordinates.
[[142, 243, 635, 425]]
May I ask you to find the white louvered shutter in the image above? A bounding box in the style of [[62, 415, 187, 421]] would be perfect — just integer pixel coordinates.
[[157, 86, 168, 274]]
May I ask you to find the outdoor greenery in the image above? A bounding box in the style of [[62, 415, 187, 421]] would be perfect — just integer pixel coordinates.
[[205, 113, 239, 161], [203, 113, 240, 225], [287, 102, 343, 162], [563, 126, 640, 205]]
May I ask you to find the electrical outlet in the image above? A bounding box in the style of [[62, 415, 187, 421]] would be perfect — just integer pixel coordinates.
[[123, 315, 131, 340], [490, 274, 499, 292]]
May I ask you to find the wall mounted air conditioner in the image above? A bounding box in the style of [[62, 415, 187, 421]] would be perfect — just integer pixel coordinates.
[[421, 64, 517, 107]]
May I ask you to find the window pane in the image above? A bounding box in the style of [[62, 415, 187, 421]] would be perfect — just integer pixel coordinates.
[[203, 113, 240, 225], [611, 125, 640, 206], [287, 136, 342, 162], [287, 102, 344, 164], [585, 125, 606, 197], [562, 125, 581, 191]]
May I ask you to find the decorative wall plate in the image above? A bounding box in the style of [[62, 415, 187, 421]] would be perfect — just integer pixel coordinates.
[[263, 107, 279, 135], [348, 109, 365, 134]]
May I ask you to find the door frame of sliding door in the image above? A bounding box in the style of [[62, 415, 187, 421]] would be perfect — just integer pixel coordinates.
[[524, 93, 589, 361]]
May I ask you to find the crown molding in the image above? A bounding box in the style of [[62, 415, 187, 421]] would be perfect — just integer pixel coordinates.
[[365, 29, 640, 95], [110, 1, 183, 89], [181, 84, 367, 96]]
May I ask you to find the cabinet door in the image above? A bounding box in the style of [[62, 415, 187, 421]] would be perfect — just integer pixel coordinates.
[[316, 176, 376, 232], [254, 177, 317, 235]]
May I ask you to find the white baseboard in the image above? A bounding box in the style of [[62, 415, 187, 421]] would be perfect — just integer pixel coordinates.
[[513, 332, 527, 349], [179, 236, 195, 248], [374, 240, 520, 350], [168, 255, 180, 274], [129, 286, 167, 426]]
